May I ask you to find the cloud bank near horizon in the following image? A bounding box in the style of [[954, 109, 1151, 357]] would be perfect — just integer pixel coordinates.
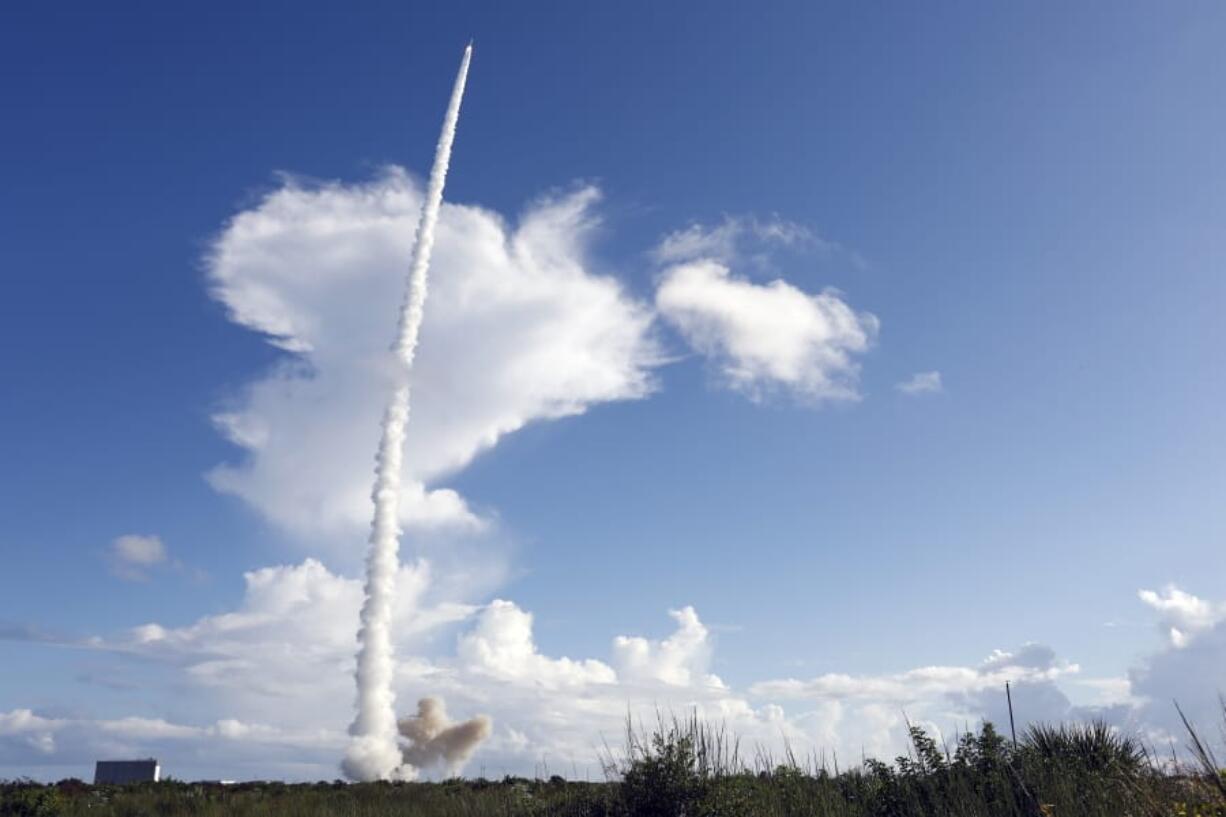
[[3, 566, 1222, 781]]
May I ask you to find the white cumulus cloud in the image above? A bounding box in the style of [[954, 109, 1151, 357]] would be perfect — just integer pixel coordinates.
[[612, 606, 723, 688], [115, 558, 479, 728], [656, 260, 877, 402], [457, 600, 617, 688], [0, 572, 784, 780], [205, 171, 659, 548], [1125, 585, 1226, 742], [1138, 585, 1226, 648]]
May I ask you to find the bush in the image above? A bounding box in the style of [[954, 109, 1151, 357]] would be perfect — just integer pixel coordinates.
[[1022, 721, 1146, 776], [620, 729, 707, 816], [1, 785, 62, 817]]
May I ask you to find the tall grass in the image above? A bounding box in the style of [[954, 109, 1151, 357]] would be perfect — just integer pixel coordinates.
[[1179, 697, 1226, 802]]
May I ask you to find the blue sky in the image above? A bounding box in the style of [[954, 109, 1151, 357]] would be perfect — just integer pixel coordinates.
[[2, 1, 1225, 781]]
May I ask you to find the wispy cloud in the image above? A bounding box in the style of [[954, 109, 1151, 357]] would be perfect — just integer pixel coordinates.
[[750, 642, 1078, 703], [109, 534, 168, 582], [652, 215, 815, 265], [106, 534, 206, 583], [896, 370, 943, 396]]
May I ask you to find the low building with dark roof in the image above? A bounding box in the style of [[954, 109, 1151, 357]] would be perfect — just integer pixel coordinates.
[[94, 759, 160, 784]]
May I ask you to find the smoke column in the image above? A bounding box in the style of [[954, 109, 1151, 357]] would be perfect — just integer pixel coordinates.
[[343, 42, 473, 783], [399, 697, 493, 775]]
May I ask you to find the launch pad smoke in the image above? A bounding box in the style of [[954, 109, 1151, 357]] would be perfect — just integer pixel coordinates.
[[342, 43, 490, 782]]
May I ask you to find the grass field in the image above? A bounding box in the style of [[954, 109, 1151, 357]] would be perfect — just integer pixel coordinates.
[[4, 714, 1224, 816]]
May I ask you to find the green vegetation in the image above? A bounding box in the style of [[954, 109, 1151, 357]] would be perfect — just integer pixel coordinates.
[[4, 713, 1225, 816]]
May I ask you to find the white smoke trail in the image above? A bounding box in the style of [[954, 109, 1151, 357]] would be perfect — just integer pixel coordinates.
[[342, 43, 475, 783]]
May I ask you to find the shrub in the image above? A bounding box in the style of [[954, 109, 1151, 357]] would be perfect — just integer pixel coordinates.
[[1023, 721, 1145, 776], [0, 785, 62, 817], [620, 729, 707, 816]]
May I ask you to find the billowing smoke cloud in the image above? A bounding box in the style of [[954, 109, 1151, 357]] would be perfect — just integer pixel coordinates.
[[343, 43, 488, 782], [399, 697, 492, 775]]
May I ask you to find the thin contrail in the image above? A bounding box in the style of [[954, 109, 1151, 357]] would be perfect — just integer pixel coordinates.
[[343, 42, 473, 783]]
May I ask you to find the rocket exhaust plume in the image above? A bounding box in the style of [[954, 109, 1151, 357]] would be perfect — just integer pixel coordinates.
[[343, 43, 487, 782], [399, 697, 493, 775]]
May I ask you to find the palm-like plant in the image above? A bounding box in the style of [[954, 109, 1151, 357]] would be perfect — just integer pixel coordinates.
[[1023, 721, 1146, 777]]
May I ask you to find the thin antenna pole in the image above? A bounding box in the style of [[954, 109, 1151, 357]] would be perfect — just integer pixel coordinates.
[[1006, 681, 1018, 749]]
